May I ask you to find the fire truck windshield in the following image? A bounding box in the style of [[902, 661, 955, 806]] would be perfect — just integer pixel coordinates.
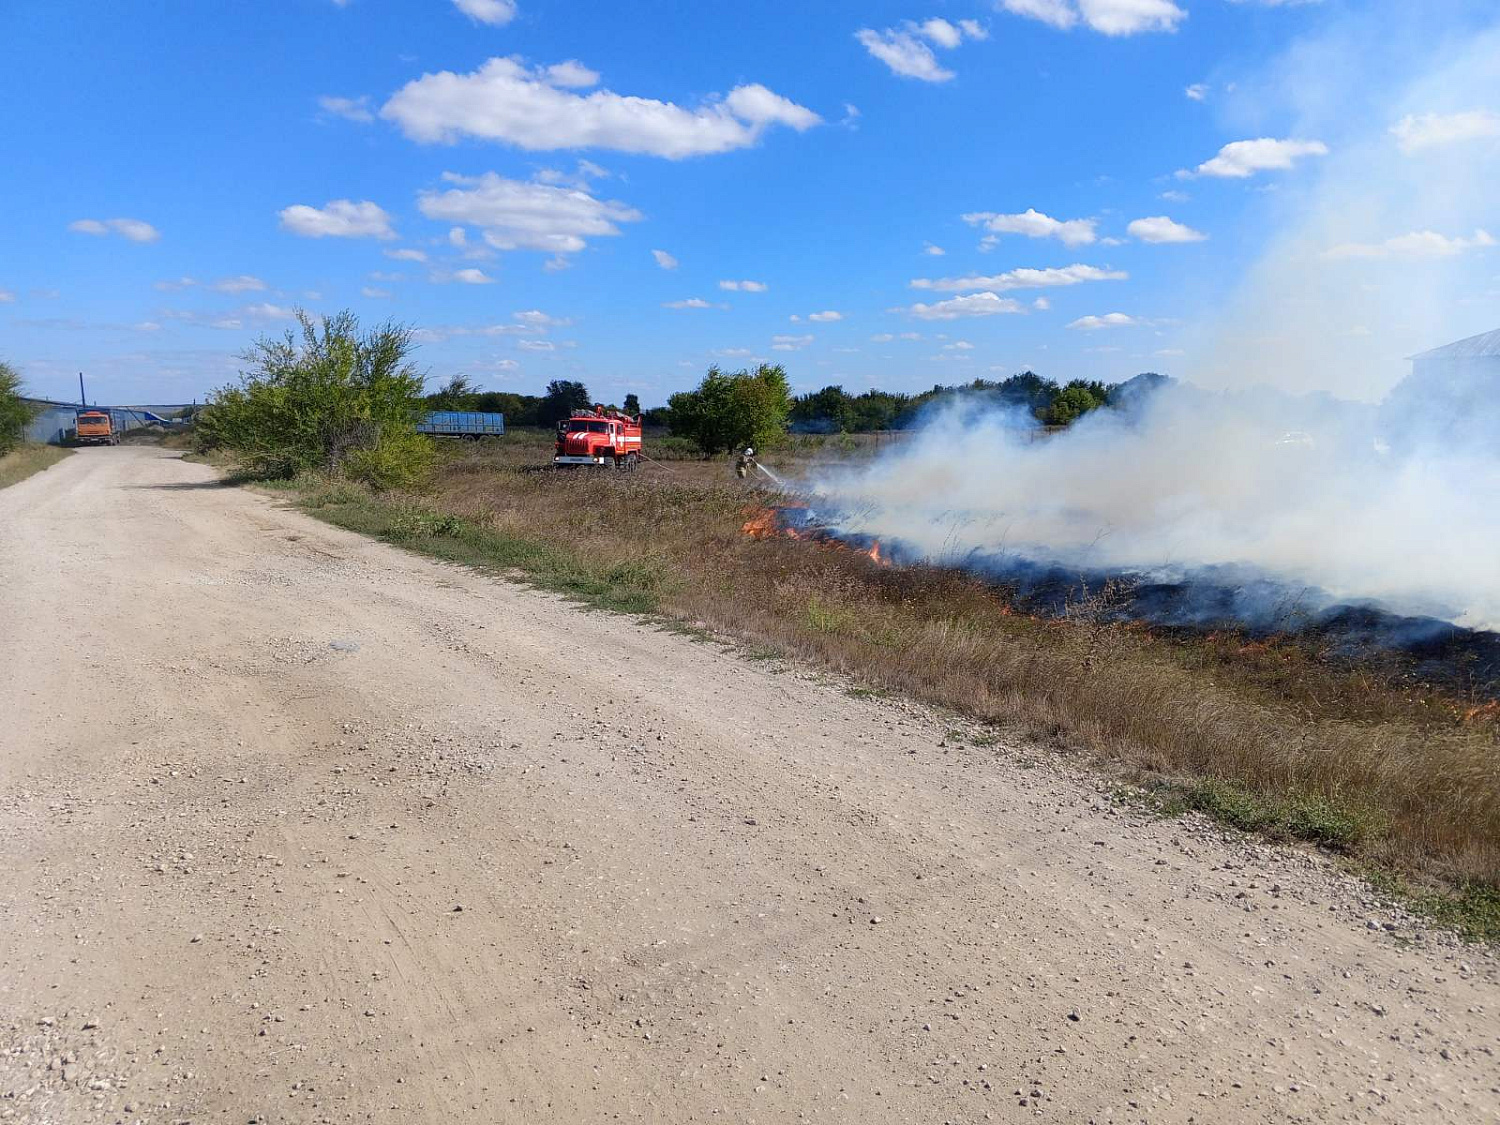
[[568, 421, 609, 433]]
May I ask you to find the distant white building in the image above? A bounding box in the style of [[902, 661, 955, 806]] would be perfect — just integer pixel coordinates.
[[1383, 328, 1500, 451]]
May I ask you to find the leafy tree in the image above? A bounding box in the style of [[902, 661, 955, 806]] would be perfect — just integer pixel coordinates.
[[426, 373, 478, 411], [669, 363, 791, 455], [539, 379, 592, 426], [622, 393, 641, 417], [790, 384, 856, 433], [0, 360, 36, 455], [1046, 379, 1109, 425], [197, 309, 433, 489]]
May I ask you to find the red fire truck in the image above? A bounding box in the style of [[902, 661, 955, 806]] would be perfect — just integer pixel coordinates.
[[554, 407, 643, 470]]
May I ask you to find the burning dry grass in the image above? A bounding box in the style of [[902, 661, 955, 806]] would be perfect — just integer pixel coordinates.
[[286, 429, 1500, 927]]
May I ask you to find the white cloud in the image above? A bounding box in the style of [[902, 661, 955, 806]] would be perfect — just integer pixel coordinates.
[[1127, 215, 1207, 243], [213, 275, 268, 293], [663, 297, 721, 309], [1322, 228, 1496, 260], [1390, 110, 1500, 154], [1185, 83, 1208, 101], [964, 208, 1097, 248], [417, 171, 642, 254], [68, 217, 160, 242], [451, 267, 495, 284], [1159, 189, 1190, 202], [923, 242, 946, 256], [518, 339, 555, 351], [382, 57, 819, 158], [1179, 137, 1328, 179], [319, 95, 373, 123], [451, 0, 516, 26], [0, 289, 13, 303], [772, 334, 813, 351], [545, 60, 599, 88], [385, 247, 428, 262], [153, 276, 197, 292], [904, 292, 1027, 320], [807, 310, 843, 322], [133, 320, 159, 331], [1032, 296, 1051, 310], [1000, 0, 1185, 35], [361, 286, 392, 298], [943, 340, 975, 350], [652, 249, 678, 270], [911, 263, 1127, 292], [1067, 312, 1139, 330], [718, 279, 768, 292], [278, 199, 395, 239], [856, 18, 986, 82]]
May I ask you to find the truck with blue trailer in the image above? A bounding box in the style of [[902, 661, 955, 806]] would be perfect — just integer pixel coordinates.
[[416, 411, 506, 441]]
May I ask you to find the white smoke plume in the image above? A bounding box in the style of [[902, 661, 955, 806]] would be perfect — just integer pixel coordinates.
[[810, 3, 1500, 633], [811, 387, 1500, 630]]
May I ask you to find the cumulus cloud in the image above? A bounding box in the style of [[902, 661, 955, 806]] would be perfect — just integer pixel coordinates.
[[923, 242, 946, 256], [772, 334, 814, 351], [361, 286, 392, 298], [855, 18, 986, 82], [1127, 215, 1207, 243], [452, 0, 516, 25], [417, 171, 642, 254], [1390, 110, 1500, 153], [943, 340, 975, 350], [652, 249, 678, 270], [319, 95, 373, 123], [212, 275, 267, 293], [1185, 83, 1208, 101], [1067, 311, 1139, 330], [1322, 228, 1495, 260], [449, 268, 495, 284], [999, 0, 1185, 36], [68, 217, 160, 242], [910, 263, 1127, 292], [807, 310, 843, 322], [278, 199, 396, 239], [718, 279, 768, 292], [903, 292, 1027, 320], [1179, 137, 1329, 179], [963, 207, 1097, 247], [381, 57, 819, 158], [663, 297, 722, 309]]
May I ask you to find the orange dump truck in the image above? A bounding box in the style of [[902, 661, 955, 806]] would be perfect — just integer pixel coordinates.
[[553, 407, 643, 470], [74, 410, 119, 446]]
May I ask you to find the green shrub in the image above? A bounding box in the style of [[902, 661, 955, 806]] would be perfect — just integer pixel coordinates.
[[198, 309, 432, 489], [0, 361, 36, 456]]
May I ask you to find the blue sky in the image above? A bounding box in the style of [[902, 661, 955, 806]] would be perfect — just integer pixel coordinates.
[[3, 0, 1498, 407]]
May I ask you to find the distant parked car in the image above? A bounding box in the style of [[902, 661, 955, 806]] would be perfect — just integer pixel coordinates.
[[416, 411, 506, 441]]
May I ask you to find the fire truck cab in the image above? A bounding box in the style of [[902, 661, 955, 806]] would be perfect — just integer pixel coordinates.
[[554, 407, 643, 470]]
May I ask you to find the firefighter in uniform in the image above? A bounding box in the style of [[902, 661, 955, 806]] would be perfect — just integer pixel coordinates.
[[735, 446, 757, 479]]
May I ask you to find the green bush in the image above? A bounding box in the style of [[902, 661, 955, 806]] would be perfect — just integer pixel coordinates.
[[198, 310, 432, 489], [668, 363, 791, 456], [0, 360, 36, 456]]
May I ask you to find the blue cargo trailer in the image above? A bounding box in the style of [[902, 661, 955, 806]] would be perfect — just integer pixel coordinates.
[[416, 411, 506, 440]]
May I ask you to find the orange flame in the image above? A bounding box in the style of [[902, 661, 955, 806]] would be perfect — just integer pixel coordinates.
[[1463, 700, 1500, 725]]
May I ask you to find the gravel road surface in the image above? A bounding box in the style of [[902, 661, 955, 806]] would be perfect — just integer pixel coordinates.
[[2, 447, 1496, 1124]]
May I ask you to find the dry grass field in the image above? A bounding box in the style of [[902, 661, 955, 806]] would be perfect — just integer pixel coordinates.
[[271, 428, 1500, 936]]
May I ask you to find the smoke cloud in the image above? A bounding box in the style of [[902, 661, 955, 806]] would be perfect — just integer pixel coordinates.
[[808, 3, 1500, 636], [810, 384, 1500, 631]]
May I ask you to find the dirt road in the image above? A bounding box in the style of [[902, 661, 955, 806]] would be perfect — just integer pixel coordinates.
[[1, 447, 1495, 1124]]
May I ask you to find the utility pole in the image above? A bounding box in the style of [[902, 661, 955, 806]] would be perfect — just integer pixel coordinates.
[[79, 372, 86, 406]]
